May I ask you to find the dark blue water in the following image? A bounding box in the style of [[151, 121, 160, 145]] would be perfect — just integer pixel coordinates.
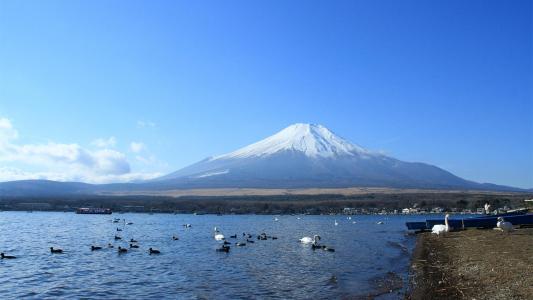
[[0, 212, 430, 299]]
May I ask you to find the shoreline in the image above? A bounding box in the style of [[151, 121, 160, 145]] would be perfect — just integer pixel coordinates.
[[407, 228, 533, 299]]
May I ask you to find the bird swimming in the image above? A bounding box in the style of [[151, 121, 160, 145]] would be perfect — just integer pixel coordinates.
[[149, 248, 160, 254], [130, 244, 139, 248], [114, 235, 122, 240], [172, 235, 179, 240], [214, 227, 225, 240], [117, 246, 128, 253], [1, 253, 16, 259], [50, 247, 63, 253], [130, 238, 138, 243], [216, 245, 230, 253], [91, 246, 102, 251]]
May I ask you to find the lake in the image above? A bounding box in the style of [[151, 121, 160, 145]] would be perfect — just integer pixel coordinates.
[[0, 212, 432, 299]]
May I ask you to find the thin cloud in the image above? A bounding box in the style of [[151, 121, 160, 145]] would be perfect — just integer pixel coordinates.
[[91, 136, 117, 148], [130, 142, 145, 153], [137, 120, 156, 128]]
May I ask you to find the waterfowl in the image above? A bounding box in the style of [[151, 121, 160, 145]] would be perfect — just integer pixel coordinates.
[[50, 247, 63, 253], [130, 238, 138, 243], [116, 228, 122, 231], [149, 248, 160, 254], [236, 242, 246, 246], [334, 220, 338, 226], [183, 224, 192, 228], [91, 246, 102, 251], [271, 236, 278, 240], [300, 235, 320, 244], [108, 243, 114, 248], [223, 241, 231, 245], [126, 222, 133, 225], [117, 246, 128, 253], [172, 235, 179, 240], [230, 234, 237, 239], [214, 227, 225, 240], [114, 235, 122, 240], [376, 221, 384, 225], [431, 214, 450, 235], [246, 239, 255, 243], [1, 253, 16, 259], [323, 246, 335, 252], [497, 217, 513, 232], [216, 245, 230, 253], [130, 244, 139, 248]]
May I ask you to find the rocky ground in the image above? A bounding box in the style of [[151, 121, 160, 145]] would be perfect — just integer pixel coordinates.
[[408, 227, 533, 299]]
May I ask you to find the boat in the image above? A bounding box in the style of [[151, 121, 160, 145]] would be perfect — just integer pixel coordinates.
[[76, 208, 112, 215]]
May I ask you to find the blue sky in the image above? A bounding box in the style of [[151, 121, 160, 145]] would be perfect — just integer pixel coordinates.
[[0, 0, 531, 188]]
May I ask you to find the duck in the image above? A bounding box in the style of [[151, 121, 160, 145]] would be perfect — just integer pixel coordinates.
[[172, 235, 179, 240], [116, 228, 122, 231], [108, 243, 114, 248], [223, 241, 231, 245], [130, 238, 138, 243], [50, 247, 63, 253], [114, 235, 122, 240], [376, 221, 384, 225], [91, 246, 102, 251], [183, 224, 192, 228], [149, 248, 160, 254], [271, 236, 278, 240], [130, 243, 139, 248], [1, 253, 16, 259], [236, 242, 246, 246], [496, 217, 513, 232], [246, 239, 255, 243], [323, 246, 335, 252], [216, 245, 230, 253], [229, 234, 237, 239], [431, 214, 450, 235], [126, 222, 134, 225], [117, 246, 128, 253]]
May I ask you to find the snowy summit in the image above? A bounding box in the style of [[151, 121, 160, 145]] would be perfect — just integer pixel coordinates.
[[211, 123, 373, 160]]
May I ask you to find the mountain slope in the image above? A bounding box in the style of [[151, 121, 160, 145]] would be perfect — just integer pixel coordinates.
[[152, 123, 504, 190]]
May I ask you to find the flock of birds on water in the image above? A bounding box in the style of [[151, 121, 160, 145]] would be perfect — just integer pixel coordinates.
[[0, 216, 380, 260]]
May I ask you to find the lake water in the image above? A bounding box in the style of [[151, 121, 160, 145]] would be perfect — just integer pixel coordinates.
[[0, 212, 432, 299]]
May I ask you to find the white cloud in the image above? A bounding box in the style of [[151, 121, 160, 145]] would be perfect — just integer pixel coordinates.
[[91, 136, 116, 148], [130, 142, 145, 153], [0, 117, 163, 183], [137, 120, 156, 128]]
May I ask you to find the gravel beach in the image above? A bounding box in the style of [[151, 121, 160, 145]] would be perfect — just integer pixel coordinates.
[[407, 228, 533, 299]]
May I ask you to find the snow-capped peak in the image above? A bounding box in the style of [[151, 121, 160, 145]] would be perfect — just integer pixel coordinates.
[[211, 123, 373, 160]]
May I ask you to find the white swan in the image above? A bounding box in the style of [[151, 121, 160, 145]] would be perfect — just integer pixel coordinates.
[[432, 214, 450, 235], [214, 227, 225, 240], [496, 217, 513, 232], [334, 220, 338, 226], [300, 235, 320, 244]]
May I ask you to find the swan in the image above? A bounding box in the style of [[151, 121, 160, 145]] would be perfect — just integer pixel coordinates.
[[431, 214, 450, 235], [334, 220, 338, 226], [300, 235, 320, 244], [496, 217, 513, 232], [274, 217, 279, 221], [214, 227, 225, 240]]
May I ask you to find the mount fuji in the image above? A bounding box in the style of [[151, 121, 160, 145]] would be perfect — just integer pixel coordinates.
[[149, 123, 499, 190]]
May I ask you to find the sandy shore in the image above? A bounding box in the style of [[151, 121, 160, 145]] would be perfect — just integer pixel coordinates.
[[408, 228, 533, 299]]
